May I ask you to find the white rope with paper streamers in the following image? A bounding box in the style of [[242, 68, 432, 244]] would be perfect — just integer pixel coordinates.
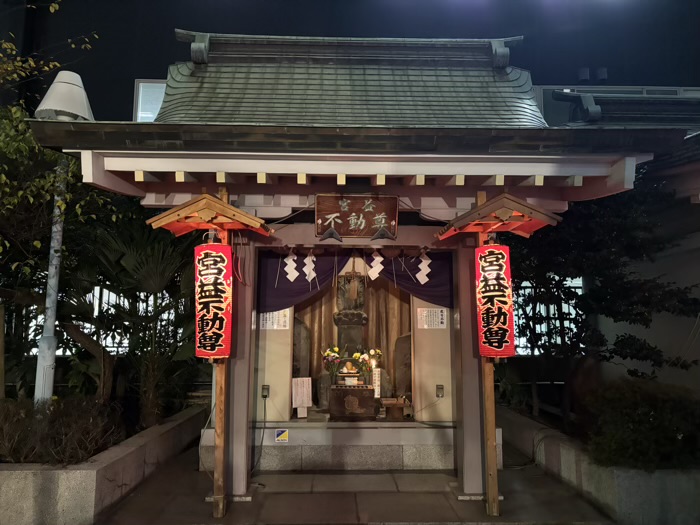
[[367, 250, 384, 280], [303, 253, 317, 283], [416, 252, 432, 285], [284, 253, 299, 282]]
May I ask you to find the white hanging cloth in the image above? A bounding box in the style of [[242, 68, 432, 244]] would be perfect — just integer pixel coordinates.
[[368, 250, 384, 280], [416, 252, 432, 285], [284, 253, 299, 282], [303, 253, 317, 283]]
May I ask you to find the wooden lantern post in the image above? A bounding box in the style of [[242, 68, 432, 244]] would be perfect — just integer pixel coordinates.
[[212, 186, 229, 518], [436, 191, 560, 517], [0, 303, 5, 399], [476, 191, 500, 517], [145, 187, 271, 519]]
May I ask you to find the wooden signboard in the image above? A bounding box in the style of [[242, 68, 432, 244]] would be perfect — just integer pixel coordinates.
[[315, 194, 398, 238]]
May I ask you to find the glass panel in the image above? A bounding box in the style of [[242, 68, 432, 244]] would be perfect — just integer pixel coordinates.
[[135, 81, 166, 122], [514, 277, 583, 356]]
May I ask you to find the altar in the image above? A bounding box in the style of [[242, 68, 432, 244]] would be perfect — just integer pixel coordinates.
[[329, 385, 379, 421]]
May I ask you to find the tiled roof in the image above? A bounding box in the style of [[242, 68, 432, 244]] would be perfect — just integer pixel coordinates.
[[647, 132, 700, 173], [155, 31, 547, 129], [553, 90, 700, 131]]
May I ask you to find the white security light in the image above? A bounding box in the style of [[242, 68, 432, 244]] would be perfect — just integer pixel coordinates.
[[35, 71, 94, 121]]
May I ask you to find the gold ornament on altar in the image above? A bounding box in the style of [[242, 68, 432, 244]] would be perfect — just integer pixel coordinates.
[[341, 361, 356, 374]]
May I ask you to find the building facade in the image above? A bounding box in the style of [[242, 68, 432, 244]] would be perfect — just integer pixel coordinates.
[[30, 30, 683, 502]]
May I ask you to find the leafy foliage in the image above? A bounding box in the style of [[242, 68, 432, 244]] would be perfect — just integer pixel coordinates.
[[509, 173, 700, 379], [586, 379, 700, 470], [0, 105, 126, 401], [0, 396, 124, 464], [0, 6, 198, 424], [1, 31, 60, 88], [59, 220, 198, 426], [495, 363, 531, 410], [0, 106, 116, 280], [1, 0, 98, 91], [0, 106, 196, 419]]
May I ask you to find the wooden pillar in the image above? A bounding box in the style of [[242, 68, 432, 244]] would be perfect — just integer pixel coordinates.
[[212, 187, 230, 518], [213, 359, 228, 517], [0, 303, 5, 399], [481, 357, 499, 515], [476, 190, 500, 516], [454, 242, 485, 497], [228, 234, 257, 497]]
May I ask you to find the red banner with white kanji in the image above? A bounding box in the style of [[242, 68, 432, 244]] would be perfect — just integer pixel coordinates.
[[195, 244, 233, 359], [475, 245, 516, 358]]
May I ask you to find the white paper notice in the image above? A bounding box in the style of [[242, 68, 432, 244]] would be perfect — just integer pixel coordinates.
[[292, 377, 312, 408], [260, 310, 290, 330], [372, 368, 381, 398], [417, 308, 447, 329]]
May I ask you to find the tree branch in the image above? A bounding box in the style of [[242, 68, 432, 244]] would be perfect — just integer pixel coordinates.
[[61, 321, 115, 402], [61, 322, 105, 360], [0, 287, 44, 306]]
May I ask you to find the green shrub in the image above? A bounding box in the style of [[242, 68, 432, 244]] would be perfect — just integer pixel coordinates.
[[0, 397, 125, 465], [586, 379, 700, 471]]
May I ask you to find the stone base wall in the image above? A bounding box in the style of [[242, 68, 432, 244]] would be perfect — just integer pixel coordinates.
[[0, 406, 207, 525], [261, 444, 455, 470], [200, 423, 502, 472], [497, 406, 700, 525]]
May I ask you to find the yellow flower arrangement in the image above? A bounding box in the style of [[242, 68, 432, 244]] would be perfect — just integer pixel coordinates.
[[369, 348, 383, 360], [322, 345, 344, 377]]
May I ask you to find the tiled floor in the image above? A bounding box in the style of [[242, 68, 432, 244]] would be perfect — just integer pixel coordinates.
[[97, 445, 611, 525]]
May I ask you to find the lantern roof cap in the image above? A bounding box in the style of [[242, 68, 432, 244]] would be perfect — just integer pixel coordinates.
[[146, 193, 271, 237], [437, 192, 561, 240]]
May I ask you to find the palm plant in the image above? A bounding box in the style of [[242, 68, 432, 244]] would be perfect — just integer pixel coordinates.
[[92, 223, 195, 427], [58, 220, 195, 426]]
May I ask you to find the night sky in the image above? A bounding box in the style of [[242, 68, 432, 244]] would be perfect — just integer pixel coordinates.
[[12, 0, 700, 120]]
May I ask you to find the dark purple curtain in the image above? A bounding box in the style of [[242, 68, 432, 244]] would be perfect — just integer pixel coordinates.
[[258, 252, 351, 312], [258, 250, 453, 312], [365, 251, 454, 308]]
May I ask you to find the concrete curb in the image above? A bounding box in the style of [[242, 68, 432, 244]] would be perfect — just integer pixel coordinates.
[[0, 405, 207, 525], [497, 405, 700, 525]]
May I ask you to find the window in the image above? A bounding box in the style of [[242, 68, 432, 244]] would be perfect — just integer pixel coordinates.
[[133, 80, 166, 122], [514, 277, 583, 355]]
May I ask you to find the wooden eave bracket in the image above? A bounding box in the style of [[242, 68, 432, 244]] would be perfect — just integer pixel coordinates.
[[437, 192, 561, 240], [146, 193, 273, 236]]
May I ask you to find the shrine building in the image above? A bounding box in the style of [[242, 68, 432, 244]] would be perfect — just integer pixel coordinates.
[[31, 30, 684, 510]]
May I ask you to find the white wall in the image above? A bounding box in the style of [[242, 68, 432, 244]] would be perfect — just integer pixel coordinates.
[[255, 308, 294, 421], [412, 297, 455, 422], [598, 232, 700, 392]]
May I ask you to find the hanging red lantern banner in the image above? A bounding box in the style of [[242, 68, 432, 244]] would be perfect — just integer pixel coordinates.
[[194, 243, 234, 359], [475, 245, 516, 358]]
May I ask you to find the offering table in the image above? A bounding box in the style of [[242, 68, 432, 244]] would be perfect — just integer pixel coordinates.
[[329, 385, 378, 421]]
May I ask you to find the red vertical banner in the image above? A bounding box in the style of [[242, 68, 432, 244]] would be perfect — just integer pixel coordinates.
[[475, 245, 516, 358], [195, 244, 233, 359]]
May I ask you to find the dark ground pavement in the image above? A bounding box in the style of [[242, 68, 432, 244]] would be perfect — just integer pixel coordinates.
[[96, 444, 610, 525]]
